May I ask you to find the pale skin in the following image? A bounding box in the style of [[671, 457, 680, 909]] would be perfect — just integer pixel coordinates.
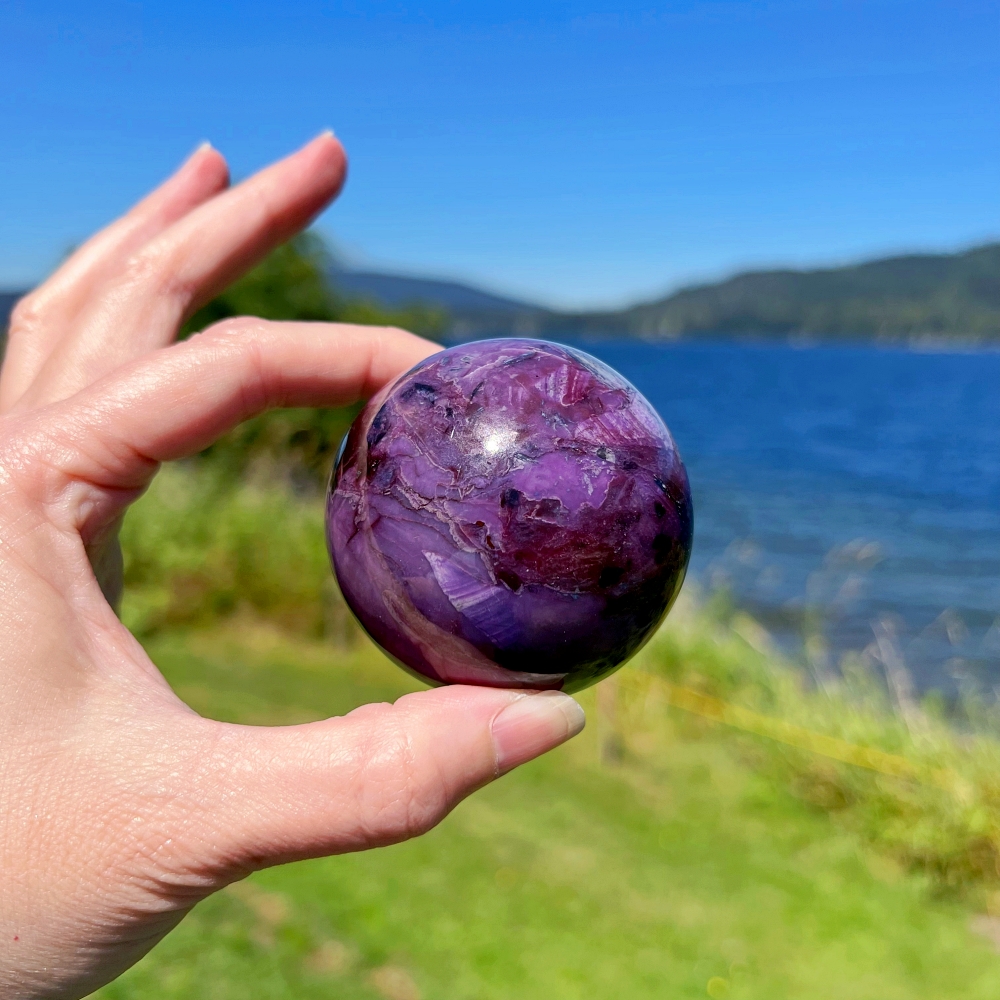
[[0, 133, 586, 999]]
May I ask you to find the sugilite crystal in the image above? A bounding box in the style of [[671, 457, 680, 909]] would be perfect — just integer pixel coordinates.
[[326, 338, 692, 693]]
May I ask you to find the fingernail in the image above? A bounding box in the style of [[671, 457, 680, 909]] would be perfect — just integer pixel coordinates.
[[191, 140, 213, 157], [316, 128, 337, 140], [491, 691, 586, 775]]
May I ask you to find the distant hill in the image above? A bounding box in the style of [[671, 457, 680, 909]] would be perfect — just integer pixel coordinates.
[[5, 243, 999, 350], [329, 269, 531, 312], [328, 244, 1000, 343], [328, 268, 551, 339], [562, 243, 1000, 342]]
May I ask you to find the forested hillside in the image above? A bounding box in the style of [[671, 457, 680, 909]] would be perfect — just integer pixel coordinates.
[[560, 243, 1000, 341]]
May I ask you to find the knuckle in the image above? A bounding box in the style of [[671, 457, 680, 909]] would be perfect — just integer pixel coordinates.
[[118, 246, 197, 306], [197, 318, 272, 409], [352, 710, 449, 844], [200, 316, 264, 341], [8, 292, 44, 337], [118, 248, 164, 290]]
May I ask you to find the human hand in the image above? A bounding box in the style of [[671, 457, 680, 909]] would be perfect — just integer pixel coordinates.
[[0, 135, 585, 1000]]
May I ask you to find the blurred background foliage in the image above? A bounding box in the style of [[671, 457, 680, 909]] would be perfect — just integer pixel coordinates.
[[181, 232, 445, 488]]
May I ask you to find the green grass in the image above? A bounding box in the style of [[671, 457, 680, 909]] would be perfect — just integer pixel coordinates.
[[92, 622, 1000, 1000], [120, 464, 1000, 895], [103, 464, 1000, 997]]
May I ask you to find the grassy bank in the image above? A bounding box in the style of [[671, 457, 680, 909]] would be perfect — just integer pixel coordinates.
[[94, 622, 1000, 1000], [99, 465, 1000, 996], [120, 465, 1000, 901]]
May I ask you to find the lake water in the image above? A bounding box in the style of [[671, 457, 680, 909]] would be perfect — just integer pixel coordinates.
[[573, 339, 1000, 694]]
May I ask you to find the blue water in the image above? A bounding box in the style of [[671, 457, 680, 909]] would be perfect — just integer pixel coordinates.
[[577, 339, 1000, 693]]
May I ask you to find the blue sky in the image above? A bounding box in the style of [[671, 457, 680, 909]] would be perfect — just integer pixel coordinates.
[[1, 1, 997, 309]]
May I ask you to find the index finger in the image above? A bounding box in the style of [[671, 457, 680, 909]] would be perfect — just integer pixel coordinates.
[[49, 319, 439, 498]]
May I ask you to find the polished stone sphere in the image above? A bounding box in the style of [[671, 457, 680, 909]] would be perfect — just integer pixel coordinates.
[[326, 338, 692, 693]]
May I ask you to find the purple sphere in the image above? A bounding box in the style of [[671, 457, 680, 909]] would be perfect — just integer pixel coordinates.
[[326, 339, 692, 693]]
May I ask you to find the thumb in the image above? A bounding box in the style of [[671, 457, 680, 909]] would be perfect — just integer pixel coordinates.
[[172, 685, 585, 876]]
